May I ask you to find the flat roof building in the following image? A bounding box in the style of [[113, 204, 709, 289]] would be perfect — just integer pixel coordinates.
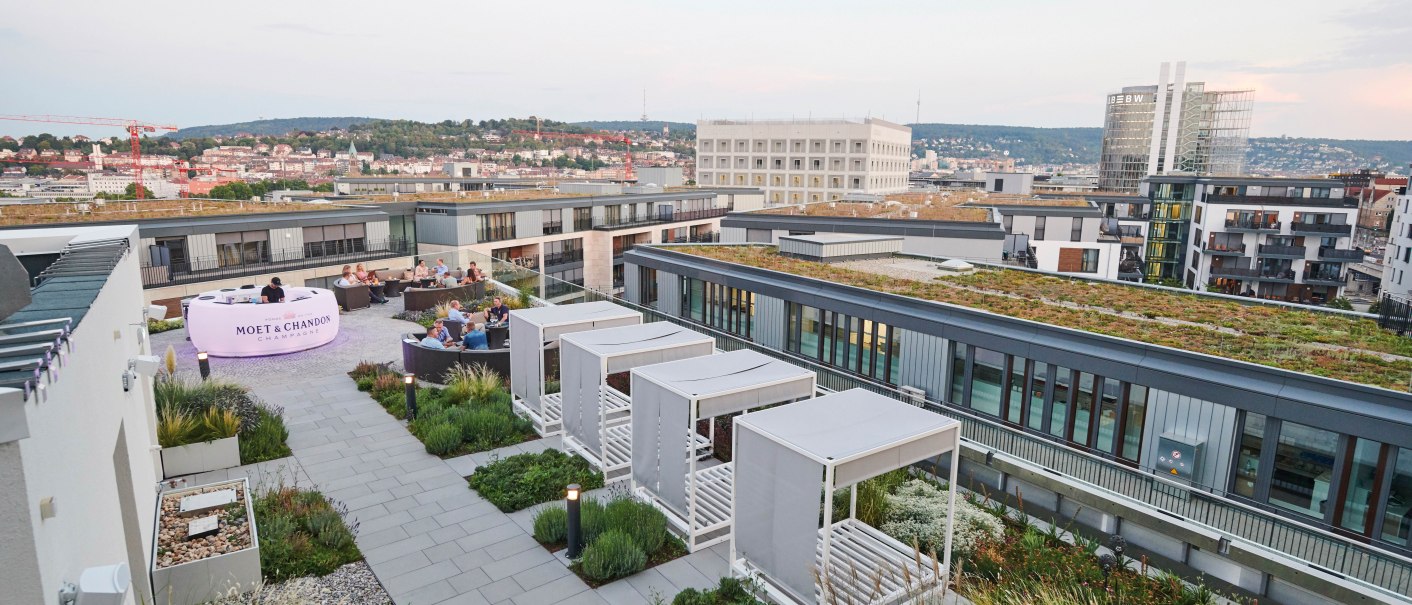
[[696, 118, 911, 206]]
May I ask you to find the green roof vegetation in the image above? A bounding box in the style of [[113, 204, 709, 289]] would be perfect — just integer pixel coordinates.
[[678, 245, 1412, 391]]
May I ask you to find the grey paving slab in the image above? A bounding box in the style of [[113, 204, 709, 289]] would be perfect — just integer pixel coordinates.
[[151, 299, 745, 605]]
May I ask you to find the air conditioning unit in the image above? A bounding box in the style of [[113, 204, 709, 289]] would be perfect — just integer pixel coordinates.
[[898, 385, 926, 408]]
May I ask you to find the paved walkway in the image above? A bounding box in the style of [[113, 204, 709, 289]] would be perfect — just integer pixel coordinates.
[[154, 302, 730, 605]]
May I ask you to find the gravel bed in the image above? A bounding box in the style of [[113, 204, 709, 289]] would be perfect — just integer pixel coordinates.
[[210, 561, 390, 604]]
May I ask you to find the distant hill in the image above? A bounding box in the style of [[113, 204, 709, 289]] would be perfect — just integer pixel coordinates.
[[909, 122, 1412, 172], [166, 117, 380, 139], [575, 120, 696, 133]]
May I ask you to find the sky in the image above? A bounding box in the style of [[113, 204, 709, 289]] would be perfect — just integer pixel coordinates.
[[3, 0, 1410, 140]]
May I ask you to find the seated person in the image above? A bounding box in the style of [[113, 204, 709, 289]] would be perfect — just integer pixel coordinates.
[[364, 270, 388, 304], [444, 300, 470, 324], [484, 296, 511, 324], [419, 325, 447, 349], [334, 269, 357, 287], [460, 262, 485, 284], [462, 323, 489, 350], [354, 263, 369, 282], [413, 260, 432, 286], [260, 276, 286, 303], [440, 273, 459, 288], [433, 259, 450, 278]]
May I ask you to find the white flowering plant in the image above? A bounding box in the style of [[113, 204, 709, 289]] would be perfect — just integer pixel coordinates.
[[879, 479, 1004, 555]]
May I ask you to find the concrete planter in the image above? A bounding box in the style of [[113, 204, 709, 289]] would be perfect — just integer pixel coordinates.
[[151, 479, 261, 605], [160, 436, 240, 479]]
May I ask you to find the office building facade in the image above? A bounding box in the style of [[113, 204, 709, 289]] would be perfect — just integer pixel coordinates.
[[695, 119, 911, 205], [622, 243, 1412, 604], [1099, 62, 1253, 193]]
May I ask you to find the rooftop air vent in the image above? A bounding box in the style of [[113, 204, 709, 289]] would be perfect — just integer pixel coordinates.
[[778, 233, 902, 263]]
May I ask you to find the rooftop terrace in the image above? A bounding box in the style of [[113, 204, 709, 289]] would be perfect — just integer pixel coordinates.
[[676, 245, 1412, 391], [755, 191, 1095, 224], [0, 198, 372, 227]]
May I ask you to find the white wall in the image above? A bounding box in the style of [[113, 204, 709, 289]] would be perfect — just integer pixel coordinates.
[[0, 225, 161, 605], [1386, 193, 1412, 299]]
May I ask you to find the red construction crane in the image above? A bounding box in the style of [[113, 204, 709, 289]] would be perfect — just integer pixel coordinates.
[[510, 129, 635, 181], [0, 114, 178, 199]]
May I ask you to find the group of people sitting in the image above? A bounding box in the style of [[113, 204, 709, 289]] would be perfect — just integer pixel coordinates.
[[418, 296, 512, 351], [335, 263, 390, 304], [411, 258, 486, 289]]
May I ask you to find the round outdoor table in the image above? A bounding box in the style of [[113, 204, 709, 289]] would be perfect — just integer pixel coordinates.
[[486, 324, 509, 349], [186, 287, 340, 357]]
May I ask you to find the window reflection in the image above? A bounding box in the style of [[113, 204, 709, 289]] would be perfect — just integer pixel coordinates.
[[1268, 421, 1338, 520]]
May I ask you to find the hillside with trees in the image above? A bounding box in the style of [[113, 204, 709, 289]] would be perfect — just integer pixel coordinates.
[[165, 117, 379, 140]]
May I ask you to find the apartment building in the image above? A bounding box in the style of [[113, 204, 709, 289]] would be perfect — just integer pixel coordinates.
[[1154, 176, 1363, 302], [622, 242, 1412, 605], [1098, 61, 1253, 193], [695, 118, 911, 205], [1383, 183, 1412, 300]]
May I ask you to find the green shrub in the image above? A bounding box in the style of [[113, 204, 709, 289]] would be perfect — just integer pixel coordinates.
[[532, 506, 568, 544], [580, 497, 607, 544], [253, 487, 361, 583], [422, 423, 462, 456], [350, 360, 383, 380], [240, 406, 291, 465], [578, 530, 645, 582], [457, 407, 519, 449], [156, 407, 197, 448], [604, 497, 668, 554], [146, 317, 183, 334], [672, 577, 767, 605], [200, 406, 242, 440], [466, 450, 605, 512], [355, 375, 376, 391]]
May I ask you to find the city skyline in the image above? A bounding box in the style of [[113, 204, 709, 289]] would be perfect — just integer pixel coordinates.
[[2, 0, 1410, 140]]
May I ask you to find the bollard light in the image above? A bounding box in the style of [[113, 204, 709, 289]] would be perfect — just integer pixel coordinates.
[[196, 351, 210, 380], [404, 373, 417, 420], [565, 483, 583, 558], [1109, 534, 1126, 560], [1098, 553, 1116, 591]]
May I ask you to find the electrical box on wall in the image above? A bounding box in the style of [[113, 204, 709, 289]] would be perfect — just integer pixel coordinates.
[[1155, 433, 1203, 482]]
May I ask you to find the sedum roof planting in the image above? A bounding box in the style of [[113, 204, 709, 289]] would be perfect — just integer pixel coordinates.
[[676, 245, 1412, 391]]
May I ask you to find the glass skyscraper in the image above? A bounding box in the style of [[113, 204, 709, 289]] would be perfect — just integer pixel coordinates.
[[1098, 62, 1253, 193]]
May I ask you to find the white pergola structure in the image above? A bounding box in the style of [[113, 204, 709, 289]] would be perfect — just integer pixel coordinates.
[[509, 301, 641, 436], [560, 322, 716, 482], [631, 350, 817, 551], [732, 389, 961, 605]]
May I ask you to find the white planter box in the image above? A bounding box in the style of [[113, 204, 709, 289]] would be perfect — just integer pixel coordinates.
[[161, 436, 240, 479], [151, 479, 261, 605]]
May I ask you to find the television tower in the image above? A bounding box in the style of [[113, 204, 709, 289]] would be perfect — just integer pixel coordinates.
[[641, 89, 648, 122]]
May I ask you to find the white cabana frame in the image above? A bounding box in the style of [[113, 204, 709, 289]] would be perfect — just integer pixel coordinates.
[[731, 388, 962, 605], [631, 350, 817, 551], [508, 301, 641, 436], [560, 322, 715, 482]]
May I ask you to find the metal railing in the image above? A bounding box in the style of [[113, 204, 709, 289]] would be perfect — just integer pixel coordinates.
[[593, 207, 729, 230], [476, 226, 516, 242], [1210, 266, 1260, 279], [1209, 194, 1357, 209], [1257, 244, 1306, 257], [543, 221, 564, 235], [1202, 242, 1246, 254], [483, 256, 1412, 601], [1319, 247, 1365, 262], [543, 250, 584, 267], [1224, 218, 1281, 231], [139, 237, 412, 287], [1291, 222, 1353, 235]]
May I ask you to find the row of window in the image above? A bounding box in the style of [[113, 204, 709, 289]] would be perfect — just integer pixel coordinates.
[[785, 301, 899, 385], [1236, 412, 1412, 547], [681, 276, 755, 340], [950, 343, 1146, 464], [699, 138, 907, 157]]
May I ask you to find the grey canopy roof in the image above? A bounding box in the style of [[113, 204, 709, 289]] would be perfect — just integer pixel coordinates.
[[735, 388, 960, 488], [630, 349, 816, 419], [508, 300, 641, 340], [508, 301, 641, 406], [560, 322, 714, 374]]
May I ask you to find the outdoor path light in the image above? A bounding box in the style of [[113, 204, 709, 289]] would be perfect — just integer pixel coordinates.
[[196, 351, 210, 380], [566, 484, 582, 558], [404, 373, 417, 420]]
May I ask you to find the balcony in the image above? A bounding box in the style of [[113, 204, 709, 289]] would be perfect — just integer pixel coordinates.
[[1257, 244, 1307, 259], [1210, 266, 1260, 279], [476, 227, 516, 243], [139, 238, 413, 288], [542, 221, 563, 236], [1304, 270, 1346, 286], [1290, 222, 1353, 236], [1201, 242, 1246, 256], [1207, 194, 1357, 208], [591, 207, 729, 231], [666, 232, 721, 244], [543, 249, 584, 267], [1260, 269, 1298, 283], [1223, 218, 1281, 232], [612, 243, 636, 259], [1318, 247, 1365, 262]]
